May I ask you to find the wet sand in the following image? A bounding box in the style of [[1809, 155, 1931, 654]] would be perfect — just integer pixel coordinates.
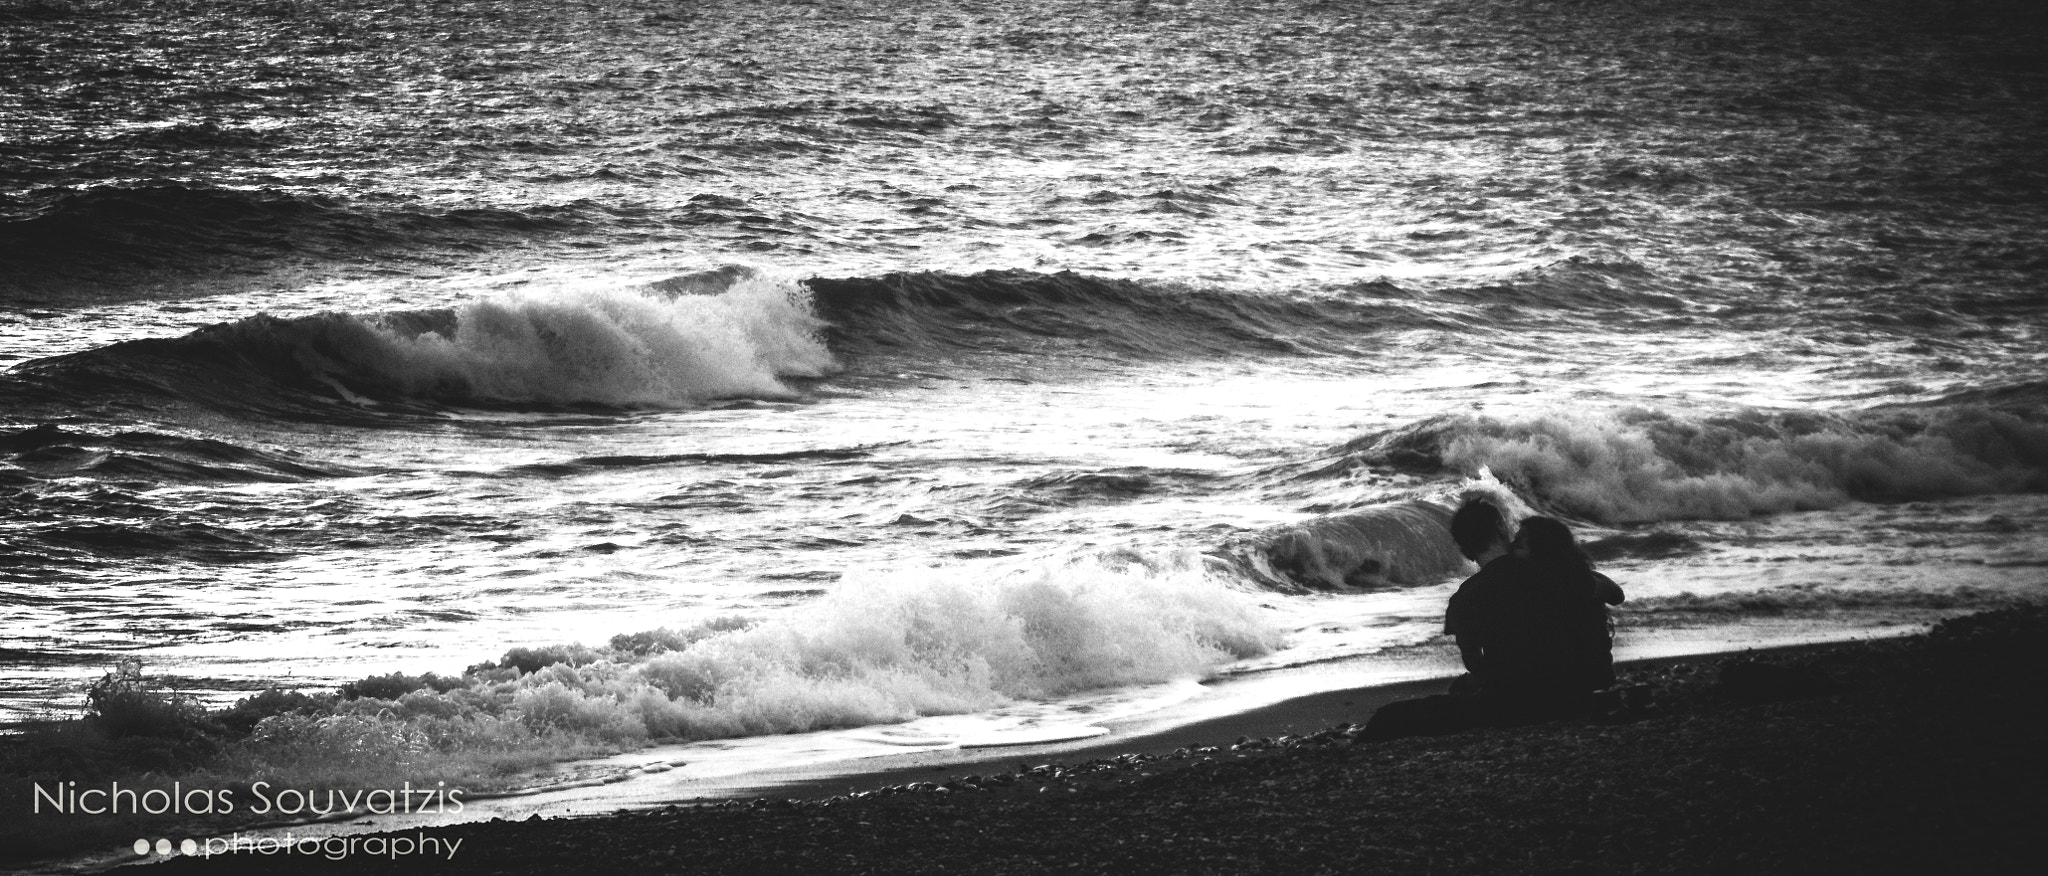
[[131, 608, 2046, 874]]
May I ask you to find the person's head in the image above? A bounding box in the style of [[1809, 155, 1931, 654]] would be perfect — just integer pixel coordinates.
[[1509, 516, 1588, 566], [1449, 499, 1514, 563]]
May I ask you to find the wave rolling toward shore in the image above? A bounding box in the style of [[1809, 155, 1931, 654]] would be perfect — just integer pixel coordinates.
[[1, 1, 2045, 854]]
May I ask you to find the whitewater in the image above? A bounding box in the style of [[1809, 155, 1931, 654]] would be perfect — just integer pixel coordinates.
[[3, 0, 2045, 792]]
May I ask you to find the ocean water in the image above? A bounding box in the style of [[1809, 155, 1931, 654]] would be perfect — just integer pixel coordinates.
[[3, 0, 2045, 755]]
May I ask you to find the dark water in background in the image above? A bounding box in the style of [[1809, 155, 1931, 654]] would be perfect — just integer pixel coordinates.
[[2, 0, 2046, 735]]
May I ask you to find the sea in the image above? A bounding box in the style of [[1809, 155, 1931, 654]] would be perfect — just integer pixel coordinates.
[[3, 0, 2045, 772]]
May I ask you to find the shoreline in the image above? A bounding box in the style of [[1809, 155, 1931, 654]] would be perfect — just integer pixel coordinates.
[[576, 622, 1919, 809], [115, 606, 2046, 874], [7, 620, 1954, 874]]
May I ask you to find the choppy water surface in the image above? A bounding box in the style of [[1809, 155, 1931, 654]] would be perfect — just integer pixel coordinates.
[[3, 0, 2045, 745]]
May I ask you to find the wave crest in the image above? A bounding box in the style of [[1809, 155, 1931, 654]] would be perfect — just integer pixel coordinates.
[[613, 553, 1275, 735], [11, 273, 835, 414], [371, 553, 1279, 742], [1225, 474, 1536, 590], [354, 275, 834, 406], [1345, 407, 2048, 524]]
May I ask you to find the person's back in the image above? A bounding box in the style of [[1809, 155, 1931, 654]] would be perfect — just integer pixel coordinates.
[[1480, 554, 1612, 701], [1457, 517, 1616, 707]]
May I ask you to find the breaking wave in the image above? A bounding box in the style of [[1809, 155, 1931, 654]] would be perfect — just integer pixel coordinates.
[[5, 273, 835, 415], [1224, 474, 1536, 591], [326, 552, 1279, 743], [1323, 406, 2048, 524]]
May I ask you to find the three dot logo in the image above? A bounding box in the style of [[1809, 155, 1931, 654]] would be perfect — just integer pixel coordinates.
[[133, 838, 197, 856]]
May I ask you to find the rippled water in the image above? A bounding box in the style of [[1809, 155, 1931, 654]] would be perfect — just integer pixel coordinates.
[[3, 0, 2045, 737]]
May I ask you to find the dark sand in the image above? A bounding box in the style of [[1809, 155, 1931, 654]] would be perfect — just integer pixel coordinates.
[[134, 608, 2046, 875]]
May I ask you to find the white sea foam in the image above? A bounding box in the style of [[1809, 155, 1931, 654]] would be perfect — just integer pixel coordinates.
[[461, 552, 1284, 742], [1440, 407, 2048, 523], [347, 274, 835, 406]]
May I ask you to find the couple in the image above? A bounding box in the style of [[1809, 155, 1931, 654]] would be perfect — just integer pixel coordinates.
[[1363, 500, 1623, 739], [1443, 500, 1624, 713]]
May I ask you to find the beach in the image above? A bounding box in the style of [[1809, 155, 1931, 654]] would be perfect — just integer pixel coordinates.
[[122, 607, 2045, 874], [5, 0, 2047, 871]]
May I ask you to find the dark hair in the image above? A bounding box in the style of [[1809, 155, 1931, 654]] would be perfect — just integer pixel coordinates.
[[1449, 499, 1512, 560], [1513, 516, 1591, 568]]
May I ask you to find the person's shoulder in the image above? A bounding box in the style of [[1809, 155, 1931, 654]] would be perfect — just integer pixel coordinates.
[[1481, 554, 1531, 573], [1479, 555, 1537, 579], [1457, 555, 1526, 594], [1593, 570, 1625, 604]]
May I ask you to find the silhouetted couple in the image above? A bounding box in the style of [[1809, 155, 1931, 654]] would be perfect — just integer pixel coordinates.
[[1364, 500, 1624, 738], [1445, 501, 1623, 713]]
